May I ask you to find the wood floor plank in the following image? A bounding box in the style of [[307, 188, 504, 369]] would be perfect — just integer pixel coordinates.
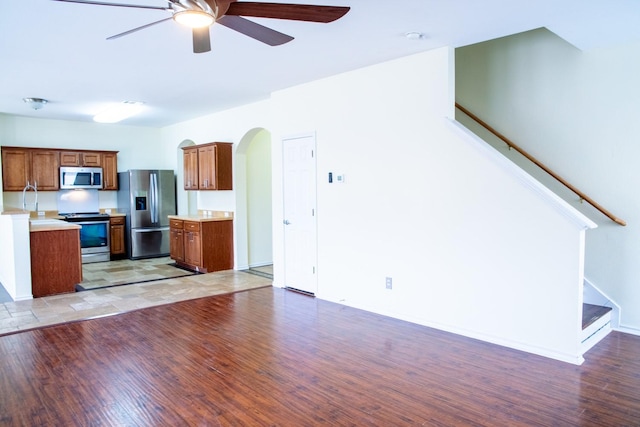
[[1, 287, 639, 425]]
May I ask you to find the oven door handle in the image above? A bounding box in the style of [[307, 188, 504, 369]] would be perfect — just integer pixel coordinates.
[[133, 227, 170, 233]]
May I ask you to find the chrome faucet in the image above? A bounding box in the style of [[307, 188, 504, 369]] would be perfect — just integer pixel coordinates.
[[22, 181, 38, 212]]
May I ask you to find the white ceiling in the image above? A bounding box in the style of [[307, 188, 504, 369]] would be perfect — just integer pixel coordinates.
[[2, 0, 640, 127]]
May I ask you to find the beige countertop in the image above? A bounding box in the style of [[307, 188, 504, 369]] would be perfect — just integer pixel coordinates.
[[169, 211, 234, 222], [29, 218, 81, 232]]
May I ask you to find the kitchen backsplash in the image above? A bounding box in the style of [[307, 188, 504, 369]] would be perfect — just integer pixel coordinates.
[[3, 190, 118, 213]]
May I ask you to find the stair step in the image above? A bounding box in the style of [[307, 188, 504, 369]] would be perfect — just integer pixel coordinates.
[[581, 304, 612, 354], [582, 303, 612, 330]]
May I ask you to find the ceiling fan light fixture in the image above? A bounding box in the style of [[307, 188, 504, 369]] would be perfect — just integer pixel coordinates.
[[93, 101, 145, 124], [173, 10, 215, 28]]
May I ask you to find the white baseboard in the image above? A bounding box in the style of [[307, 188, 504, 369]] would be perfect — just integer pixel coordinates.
[[249, 262, 273, 268], [320, 294, 585, 365], [615, 325, 640, 336]]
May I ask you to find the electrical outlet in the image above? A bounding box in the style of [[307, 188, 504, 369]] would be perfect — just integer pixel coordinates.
[[385, 277, 393, 290]]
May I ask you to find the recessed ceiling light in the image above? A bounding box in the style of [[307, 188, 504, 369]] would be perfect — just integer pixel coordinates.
[[94, 101, 145, 124], [405, 32, 425, 40]]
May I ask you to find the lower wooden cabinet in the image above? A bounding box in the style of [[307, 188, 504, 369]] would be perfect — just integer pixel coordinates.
[[110, 216, 126, 258], [169, 219, 184, 262], [169, 218, 233, 273], [30, 228, 82, 297]]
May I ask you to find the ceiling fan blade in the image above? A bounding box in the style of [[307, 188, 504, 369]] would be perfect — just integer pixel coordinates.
[[225, 2, 350, 23], [217, 15, 293, 46], [193, 27, 212, 53], [51, 0, 172, 10], [107, 17, 173, 40]]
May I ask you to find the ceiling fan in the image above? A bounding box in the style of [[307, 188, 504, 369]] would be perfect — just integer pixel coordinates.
[[51, 0, 350, 53]]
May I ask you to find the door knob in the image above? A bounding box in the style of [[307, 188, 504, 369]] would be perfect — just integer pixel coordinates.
[[283, 220, 291, 225]]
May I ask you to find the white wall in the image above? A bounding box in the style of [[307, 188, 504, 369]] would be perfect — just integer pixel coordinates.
[[270, 48, 593, 363], [0, 212, 32, 300], [456, 28, 640, 334]]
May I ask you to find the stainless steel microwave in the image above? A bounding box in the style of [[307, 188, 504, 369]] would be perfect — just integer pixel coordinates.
[[60, 167, 103, 189]]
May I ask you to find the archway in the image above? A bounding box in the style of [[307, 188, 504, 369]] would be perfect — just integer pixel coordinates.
[[235, 128, 273, 271]]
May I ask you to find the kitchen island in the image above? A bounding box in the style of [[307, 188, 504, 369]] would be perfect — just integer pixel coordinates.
[[29, 218, 82, 297], [168, 212, 234, 273]]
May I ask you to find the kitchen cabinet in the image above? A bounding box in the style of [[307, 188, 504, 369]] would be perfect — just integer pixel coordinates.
[[184, 221, 202, 267], [30, 227, 82, 297], [169, 217, 233, 273], [183, 147, 199, 190], [182, 142, 233, 190], [60, 151, 101, 167], [2, 147, 118, 192], [1, 147, 59, 191], [102, 152, 118, 190], [110, 216, 126, 258], [169, 219, 184, 262]]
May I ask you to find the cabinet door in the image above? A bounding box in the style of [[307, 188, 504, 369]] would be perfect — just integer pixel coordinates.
[[31, 150, 60, 190], [1, 148, 30, 191], [102, 152, 118, 190], [197, 145, 215, 189], [60, 151, 81, 166], [184, 231, 202, 266], [170, 228, 184, 262], [214, 143, 233, 190], [110, 225, 125, 255], [82, 152, 102, 167], [183, 147, 199, 190]]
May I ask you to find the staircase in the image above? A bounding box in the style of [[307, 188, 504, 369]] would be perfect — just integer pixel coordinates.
[[581, 303, 612, 353]]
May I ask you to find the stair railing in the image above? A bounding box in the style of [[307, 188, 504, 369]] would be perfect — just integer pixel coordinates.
[[456, 103, 626, 226]]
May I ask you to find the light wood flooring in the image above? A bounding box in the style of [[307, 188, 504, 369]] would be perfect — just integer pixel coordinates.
[[1, 286, 639, 425]]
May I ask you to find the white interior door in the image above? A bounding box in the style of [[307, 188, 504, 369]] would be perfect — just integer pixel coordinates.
[[282, 134, 317, 294]]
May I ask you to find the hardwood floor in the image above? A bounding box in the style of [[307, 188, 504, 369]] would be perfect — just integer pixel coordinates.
[[1, 286, 639, 426]]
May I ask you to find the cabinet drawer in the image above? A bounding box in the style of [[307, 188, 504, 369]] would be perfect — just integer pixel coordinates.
[[170, 219, 184, 229], [110, 216, 125, 225], [184, 221, 200, 232]]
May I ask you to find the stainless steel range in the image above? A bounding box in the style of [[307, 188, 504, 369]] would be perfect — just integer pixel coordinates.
[[60, 213, 111, 264], [58, 189, 110, 264]]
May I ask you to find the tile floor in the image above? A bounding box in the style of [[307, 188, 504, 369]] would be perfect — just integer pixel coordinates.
[[0, 263, 273, 336], [78, 256, 199, 290]]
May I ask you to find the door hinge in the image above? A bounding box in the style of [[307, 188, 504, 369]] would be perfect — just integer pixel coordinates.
[[312, 208, 315, 216], [311, 149, 314, 158], [313, 266, 316, 274]]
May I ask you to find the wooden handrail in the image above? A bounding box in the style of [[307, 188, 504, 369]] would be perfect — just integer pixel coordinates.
[[455, 103, 626, 226]]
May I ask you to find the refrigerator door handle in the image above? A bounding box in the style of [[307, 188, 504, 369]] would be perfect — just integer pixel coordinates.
[[150, 172, 158, 224]]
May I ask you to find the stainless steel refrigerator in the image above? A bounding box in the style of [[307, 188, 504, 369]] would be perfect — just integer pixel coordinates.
[[117, 169, 176, 259]]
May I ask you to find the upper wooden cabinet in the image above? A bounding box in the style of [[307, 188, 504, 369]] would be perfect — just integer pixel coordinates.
[[183, 147, 199, 190], [102, 152, 118, 190], [1, 147, 59, 191], [182, 142, 233, 191], [60, 151, 101, 167], [1, 146, 118, 192]]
